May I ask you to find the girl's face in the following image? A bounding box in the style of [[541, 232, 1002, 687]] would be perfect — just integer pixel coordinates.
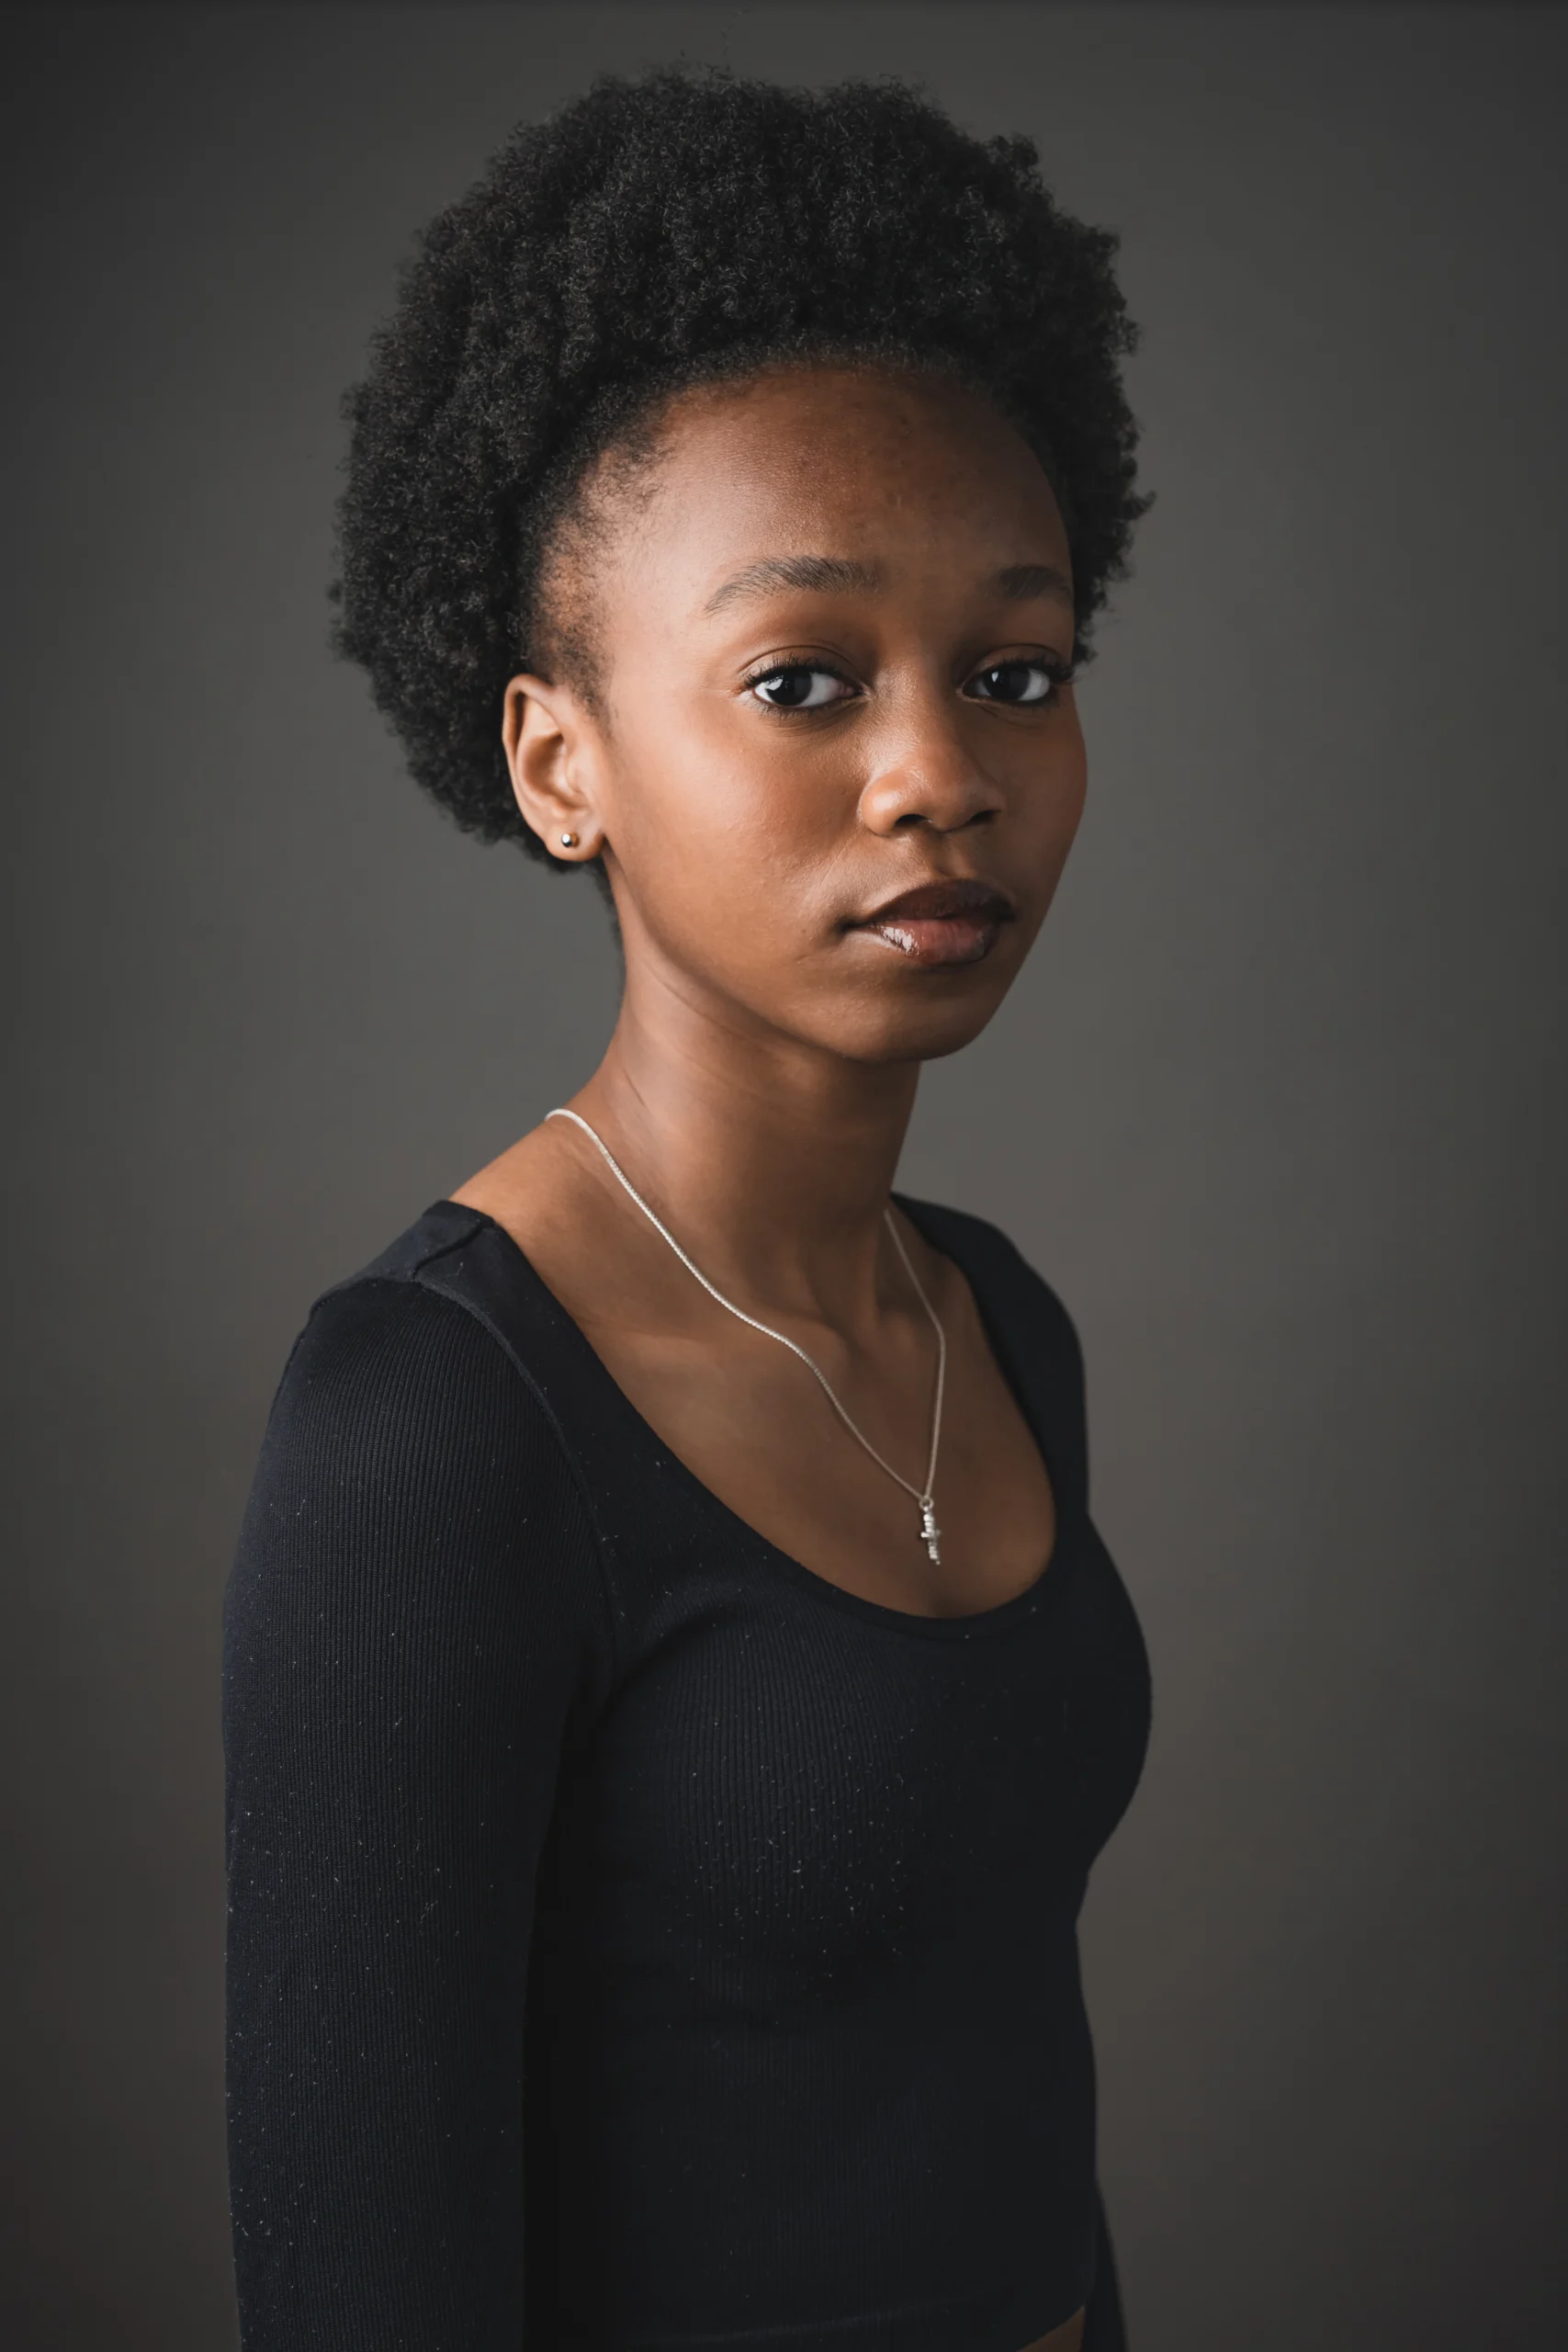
[[507, 364, 1088, 1068]]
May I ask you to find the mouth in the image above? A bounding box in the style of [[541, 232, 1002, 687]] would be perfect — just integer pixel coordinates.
[[848, 877, 1016, 969]]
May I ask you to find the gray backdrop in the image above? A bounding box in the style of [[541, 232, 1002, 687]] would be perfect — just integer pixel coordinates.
[[4, 5, 1564, 2346]]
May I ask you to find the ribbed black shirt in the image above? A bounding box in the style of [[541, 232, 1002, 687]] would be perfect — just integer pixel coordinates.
[[223, 1194, 1151, 2351]]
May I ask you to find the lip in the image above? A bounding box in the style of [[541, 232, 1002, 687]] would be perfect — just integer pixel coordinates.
[[849, 877, 1016, 969]]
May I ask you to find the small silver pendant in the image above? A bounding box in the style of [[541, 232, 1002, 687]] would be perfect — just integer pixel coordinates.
[[920, 1498, 942, 1564]]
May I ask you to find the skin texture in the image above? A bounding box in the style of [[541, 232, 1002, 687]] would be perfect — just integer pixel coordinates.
[[453, 364, 1091, 2351]]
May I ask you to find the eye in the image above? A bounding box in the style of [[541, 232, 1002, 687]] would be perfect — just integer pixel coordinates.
[[748, 665, 852, 710], [966, 659, 1066, 706]]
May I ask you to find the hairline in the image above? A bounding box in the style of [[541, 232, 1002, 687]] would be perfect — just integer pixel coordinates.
[[525, 345, 1067, 713]]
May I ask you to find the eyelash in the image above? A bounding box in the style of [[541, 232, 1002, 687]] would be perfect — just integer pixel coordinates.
[[742, 654, 1077, 711]]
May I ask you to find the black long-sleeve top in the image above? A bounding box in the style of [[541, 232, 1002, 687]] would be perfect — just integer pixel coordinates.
[[222, 1194, 1152, 2350]]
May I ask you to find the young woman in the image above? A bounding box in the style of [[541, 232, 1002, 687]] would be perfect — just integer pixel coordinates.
[[224, 68, 1154, 2352]]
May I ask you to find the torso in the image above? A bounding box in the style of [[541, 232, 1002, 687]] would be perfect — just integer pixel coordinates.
[[451, 1127, 1057, 1622], [454, 1129, 1091, 2352]]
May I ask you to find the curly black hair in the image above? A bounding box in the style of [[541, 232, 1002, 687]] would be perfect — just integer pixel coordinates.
[[333, 67, 1151, 864]]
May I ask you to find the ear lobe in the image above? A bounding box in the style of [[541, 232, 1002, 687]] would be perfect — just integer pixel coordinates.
[[502, 672, 603, 861]]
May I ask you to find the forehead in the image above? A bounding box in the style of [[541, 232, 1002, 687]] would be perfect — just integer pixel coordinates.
[[599, 364, 1071, 600]]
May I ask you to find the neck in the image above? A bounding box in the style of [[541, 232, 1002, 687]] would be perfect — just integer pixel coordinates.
[[569, 964, 922, 1321]]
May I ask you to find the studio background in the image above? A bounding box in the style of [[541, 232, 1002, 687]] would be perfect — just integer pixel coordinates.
[[4, 5, 1564, 2346]]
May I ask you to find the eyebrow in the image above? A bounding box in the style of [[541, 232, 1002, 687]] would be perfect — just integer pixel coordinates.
[[993, 562, 1075, 607], [703, 553, 1075, 616], [704, 555, 883, 614]]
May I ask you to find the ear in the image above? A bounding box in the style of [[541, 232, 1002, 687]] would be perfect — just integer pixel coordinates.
[[502, 673, 607, 864]]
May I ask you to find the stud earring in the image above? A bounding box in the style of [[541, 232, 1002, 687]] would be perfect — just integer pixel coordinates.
[[559, 831, 579, 848]]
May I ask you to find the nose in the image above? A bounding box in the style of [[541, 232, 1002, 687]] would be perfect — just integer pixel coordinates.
[[855, 692, 1003, 836]]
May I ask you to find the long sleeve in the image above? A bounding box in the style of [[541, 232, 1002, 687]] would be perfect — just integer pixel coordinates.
[[222, 1274, 611, 2349]]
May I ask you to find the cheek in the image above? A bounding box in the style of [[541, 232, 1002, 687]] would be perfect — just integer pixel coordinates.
[[604, 693, 849, 921], [1029, 716, 1089, 865]]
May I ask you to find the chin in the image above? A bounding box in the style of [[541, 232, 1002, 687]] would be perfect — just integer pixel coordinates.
[[827, 976, 1013, 1068]]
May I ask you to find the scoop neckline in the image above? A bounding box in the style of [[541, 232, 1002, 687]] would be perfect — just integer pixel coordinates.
[[435, 1193, 1074, 1643]]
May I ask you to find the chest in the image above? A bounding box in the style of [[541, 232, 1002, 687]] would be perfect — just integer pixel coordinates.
[[549, 1521, 1150, 2008], [567, 1289, 1057, 1621]]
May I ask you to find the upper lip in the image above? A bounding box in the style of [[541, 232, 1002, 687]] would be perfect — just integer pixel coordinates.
[[852, 877, 1015, 926]]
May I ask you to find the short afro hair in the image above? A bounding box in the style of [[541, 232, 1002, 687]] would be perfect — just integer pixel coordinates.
[[333, 67, 1151, 863]]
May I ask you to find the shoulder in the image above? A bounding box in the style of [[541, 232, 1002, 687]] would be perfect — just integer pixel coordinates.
[[266, 1266, 529, 1463], [893, 1193, 1084, 1370], [237, 1202, 610, 1620], [894, 1193, 1090, 1511], [265, 1203, 539, 1464], [268, 1199, 571, 1464], [232, 1213, 611, 1693]]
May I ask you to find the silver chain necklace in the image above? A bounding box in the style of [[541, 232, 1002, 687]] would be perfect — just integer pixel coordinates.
[[546, 1106, 949, 1563]]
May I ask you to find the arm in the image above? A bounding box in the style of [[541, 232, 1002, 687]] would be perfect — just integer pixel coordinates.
[[222, 1276, 609, 2348]]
